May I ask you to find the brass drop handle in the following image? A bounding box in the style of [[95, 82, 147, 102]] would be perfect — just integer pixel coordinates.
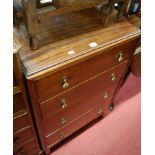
[[13, 137, 20, 145], [62, 76, 69, 89], [61, 117, 67, 125], [116, 53, 123, 63], [60, 99, 67, 109], [111, 73, 116, 81], [18, 148, 25, 155], [98, 108, 103, 115], [104, 92, 108, 99], [60, 132, 65, 139]]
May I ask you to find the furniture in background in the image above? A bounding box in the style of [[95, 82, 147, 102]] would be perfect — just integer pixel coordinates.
[[13, 38, 43, 155], [130, 47, 141, 77], [14, 0, 130, 49], [126, 0, 141, 16], [127, 12, 141, 77]]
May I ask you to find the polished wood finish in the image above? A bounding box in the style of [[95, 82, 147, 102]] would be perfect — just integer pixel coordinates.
[[13, 45, 42, 154], [34, 42, 134, 103], [40, 61, 127, 121], [17, 22, 140, 77], [13, 112, 29, 133], [14, 20, 140, 154], [36, 61, 127, 137], [13, 90, 26, 113], [13, 127, 34, 148], [46, 105, 104, 148], [13, 138, 37, 154]]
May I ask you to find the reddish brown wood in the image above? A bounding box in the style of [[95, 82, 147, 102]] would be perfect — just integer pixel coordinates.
[[14, 21, 140, 154], [46, 105, 104, 148], [13, 112, 30, 133], [34, 42, 134, 103], [13, 138, 37, 154], [31, 61, 127, 136], [24, 147, 44, 155], [17, 22, 140, 77], [13, 127, 34, 148], [40, 61, 128, 121], [13, 91, 26, 114], [13, 41, 43, 154]]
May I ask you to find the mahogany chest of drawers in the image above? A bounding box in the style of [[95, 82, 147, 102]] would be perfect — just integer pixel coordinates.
[[13, 43, 43, 155], [14, 21, 140, 154]]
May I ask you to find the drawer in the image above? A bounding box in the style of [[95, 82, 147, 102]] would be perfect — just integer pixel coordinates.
[[41, 61, 128, 135], [40, 61, 128, 121], [14, 138, 37, 154], [45, 105, 103, 148], [13, 72, 18, 87], [34, 41, 134, 103], [43, 86, 113, 136], [16, 147, 41, 155], [26, 147, 42, 155], [13, 127, 34, 149], [13, 112, 30, 133], [13, 91, 26, 114]]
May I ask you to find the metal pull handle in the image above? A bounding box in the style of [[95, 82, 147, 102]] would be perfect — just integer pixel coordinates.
[[111, 73, 116, 81], [13, 137, 20, 145], [18, 148, 25, 155], [62, 76, 69, 89], [61, 117, 67, 125], [104, 92, 108, 99], [98, 108, 103, 115], [116, 53, 123, 63], [60, 132, 65, 139], [60, 99, 67, 109]]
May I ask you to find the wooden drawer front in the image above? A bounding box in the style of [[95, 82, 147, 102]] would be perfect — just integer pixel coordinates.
[[13, 127, 34, 149], [14, 147, 41, 155], [13, 72, 18, 87], [45, 105, 103, 148], [42, 61, 128, 135], [13, 92, 26, 114], [43, 86, 114, 136], [35, 42, 134, 103], [13, 113, 29, 133], [14, 138, 36, 154], [39, 61, 128, 121], [25, 147, 41, 155]]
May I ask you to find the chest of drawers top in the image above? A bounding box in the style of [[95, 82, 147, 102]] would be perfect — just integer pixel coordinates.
[[14, 21, 140, 79]]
